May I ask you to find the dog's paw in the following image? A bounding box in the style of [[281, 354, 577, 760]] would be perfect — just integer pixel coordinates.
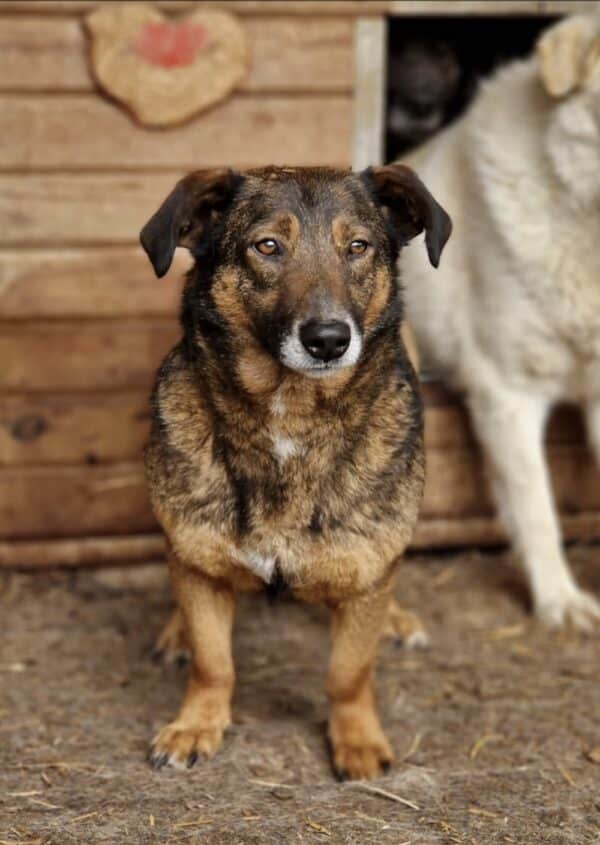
[[150, 721, 225, 770], [151, 609, 190, 666], [330, 735, 393, 781], [328, 710, 393, 781], [535, 587, 600, 632], [383, 600, 430, 650]]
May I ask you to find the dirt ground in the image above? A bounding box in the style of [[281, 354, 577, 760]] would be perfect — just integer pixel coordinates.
[[1, 546, 600, 845]]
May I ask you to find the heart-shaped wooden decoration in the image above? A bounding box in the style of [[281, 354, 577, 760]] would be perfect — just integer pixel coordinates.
[[86, 3, 249, 127]]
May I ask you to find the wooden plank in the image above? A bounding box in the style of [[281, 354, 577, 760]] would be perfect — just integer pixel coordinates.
[[0, 173, 182, 245], [352, 16, 387, 170], [422, 447, 600, 519], [0, 247, 186, 318], [0, 391, 151, 466], [0, 2, 390, 16], [0, 463, 155, 539], [244, 17, 353, 93], [0, 319, 179, 391], [389, 1, 543, 12], [0, 17, 353, 93], [412, 512, 600, 550], [0, 2, 548, 16], [0, 534, 166, 567], [0, 95, 351, 172], [423, 448, 492, 518], [539, 1, 598, 12]]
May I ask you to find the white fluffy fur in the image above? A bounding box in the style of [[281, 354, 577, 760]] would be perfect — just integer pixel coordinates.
[[271, 432, 301, 463], [401, 14, 600, 629], [242, 551, 277, 583]]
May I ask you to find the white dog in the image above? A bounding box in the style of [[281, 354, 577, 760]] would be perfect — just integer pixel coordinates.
[[400, 13, 600, 628]]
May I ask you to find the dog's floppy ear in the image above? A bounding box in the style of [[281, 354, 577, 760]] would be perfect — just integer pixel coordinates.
[[363, 164, 452, 268], [140, 168, 242, 278], [536, 15, 600, 98]]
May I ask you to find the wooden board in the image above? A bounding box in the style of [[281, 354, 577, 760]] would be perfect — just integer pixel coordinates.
[[352, 17, 387, 170], [0, 463, 154, 539], [0, 535, 166, 567], [0, 319, 178, 391], [0, 174, 182, 246], [0, 2, 553, 17], [413, 512, 600, 549], [0, 247, 186, 318], [0, 95, 351, 172], [423, 446, 600, 518], [0, 391, 151, 466], [0, 17, 353, 93], [539, 1, 598, 11]]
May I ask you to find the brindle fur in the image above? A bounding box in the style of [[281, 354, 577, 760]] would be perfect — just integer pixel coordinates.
[[141, 165, 451, 780]]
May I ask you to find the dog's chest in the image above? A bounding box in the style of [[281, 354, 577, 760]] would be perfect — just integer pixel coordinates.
[[155, 364, 422, 597]]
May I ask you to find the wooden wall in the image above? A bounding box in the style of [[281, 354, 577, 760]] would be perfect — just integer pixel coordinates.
[[0, 0, 354, 562], [0, 0, 598, 566]]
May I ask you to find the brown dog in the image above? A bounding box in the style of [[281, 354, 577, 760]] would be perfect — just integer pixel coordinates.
[[140, 165, 451, 780]]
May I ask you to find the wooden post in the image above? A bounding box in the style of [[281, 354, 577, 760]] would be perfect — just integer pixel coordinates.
[[352, 16, 387, 170]]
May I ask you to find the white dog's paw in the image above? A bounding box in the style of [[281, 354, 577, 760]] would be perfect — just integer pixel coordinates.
[[535, 587, 600, 632]]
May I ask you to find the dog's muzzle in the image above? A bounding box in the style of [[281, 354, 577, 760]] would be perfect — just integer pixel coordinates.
[[279, 313, 362, 377]]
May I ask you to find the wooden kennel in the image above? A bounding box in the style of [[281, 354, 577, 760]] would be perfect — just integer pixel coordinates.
[[0, 0, 598, 568]]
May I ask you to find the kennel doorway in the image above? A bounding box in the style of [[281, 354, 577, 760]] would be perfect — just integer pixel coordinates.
[[352, 0, 593, 169]]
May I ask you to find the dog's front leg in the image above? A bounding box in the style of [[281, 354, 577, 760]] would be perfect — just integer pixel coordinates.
[[150, 562, 235, 770], [469, 389, 600, 630], [327, 586, 393, 781]]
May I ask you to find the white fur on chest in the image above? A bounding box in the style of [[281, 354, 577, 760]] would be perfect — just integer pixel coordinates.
[[268, 388, 305, 464], [271, 432, 301, 463], [242, 550, 277, 582]]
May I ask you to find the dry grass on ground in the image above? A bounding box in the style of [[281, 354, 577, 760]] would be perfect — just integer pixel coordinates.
[[1, 546, 600, 844]]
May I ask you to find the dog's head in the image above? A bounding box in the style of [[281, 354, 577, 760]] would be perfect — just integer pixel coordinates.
[[388, 41, 461, 148], [536, 13, 600, 200], [140, 166, 450, 382]]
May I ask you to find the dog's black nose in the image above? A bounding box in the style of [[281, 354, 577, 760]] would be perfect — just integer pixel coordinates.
[[300, 320, 351, 362]]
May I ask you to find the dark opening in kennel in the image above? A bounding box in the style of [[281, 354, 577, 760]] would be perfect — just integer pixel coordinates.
[[386, 15, 558, 159]]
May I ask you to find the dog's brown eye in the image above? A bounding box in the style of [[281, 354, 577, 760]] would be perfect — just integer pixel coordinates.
[[348, 240, 369, 256], [254, 238, 280, 257]]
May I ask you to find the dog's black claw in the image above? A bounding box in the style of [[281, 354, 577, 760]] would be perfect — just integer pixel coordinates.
[[150, 750, 169, 770], [187, 751, 198, 769], [175, 653, 189, 669], [381, 760, 391, 774], [333, 766, 348, 782]]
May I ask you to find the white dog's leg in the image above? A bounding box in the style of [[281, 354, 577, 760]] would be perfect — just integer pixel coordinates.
[[468, 389, 600, 630]]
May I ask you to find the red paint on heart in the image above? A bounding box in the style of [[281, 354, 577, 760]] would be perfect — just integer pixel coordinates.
[[134, 21, 208, 68]]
